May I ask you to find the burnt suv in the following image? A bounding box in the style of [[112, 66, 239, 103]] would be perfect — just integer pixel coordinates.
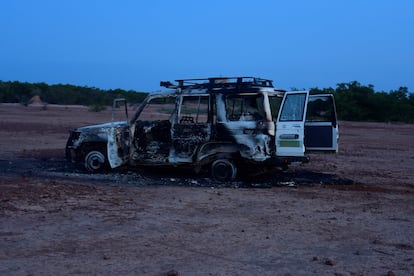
[[66, 77, 338, 181]]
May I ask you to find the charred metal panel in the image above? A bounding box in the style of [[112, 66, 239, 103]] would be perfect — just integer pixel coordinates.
[[169, 123, 211, 162], [66, 121, 127, 163], [131, 120, 172, 163], [167, 94, 211, 163], [107, 127, 122, 168], [210, 92, 275, 162], [196, 142, 248, 163], [107, 125, 130, 168]]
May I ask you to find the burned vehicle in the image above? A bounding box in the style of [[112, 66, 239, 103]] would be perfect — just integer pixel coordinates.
[[66, 77, 338, 181]]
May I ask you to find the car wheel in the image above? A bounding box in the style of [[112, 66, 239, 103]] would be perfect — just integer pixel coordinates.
[[85, 151, 106, 172], [211, 159, 237, 182]]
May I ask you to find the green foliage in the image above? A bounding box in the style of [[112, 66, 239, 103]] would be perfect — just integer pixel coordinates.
[[0, 81, 148, 107], [1, 80, 413, 123], [310, 81, 414, 123]]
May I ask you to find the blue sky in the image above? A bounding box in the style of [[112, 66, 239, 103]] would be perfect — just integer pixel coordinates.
[[1, 0, 413, 92]]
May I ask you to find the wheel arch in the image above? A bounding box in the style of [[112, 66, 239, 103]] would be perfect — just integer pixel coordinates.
[[79, 141, 108, 160], [196, 142, 246, 166]]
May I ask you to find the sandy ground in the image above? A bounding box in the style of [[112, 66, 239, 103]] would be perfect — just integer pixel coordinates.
[[0, 103, 413, 275]]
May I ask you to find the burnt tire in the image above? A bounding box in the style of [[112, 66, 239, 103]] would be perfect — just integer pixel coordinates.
[[85, 151, 106, 172], [211, 159, 237, 182]]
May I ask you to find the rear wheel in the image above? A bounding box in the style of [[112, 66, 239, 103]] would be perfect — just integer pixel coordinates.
[[85, 150, 106, 172], [211, 159, 237, 182]]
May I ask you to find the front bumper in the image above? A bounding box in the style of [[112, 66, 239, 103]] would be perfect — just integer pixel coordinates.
[[65, 131, 80, 161]]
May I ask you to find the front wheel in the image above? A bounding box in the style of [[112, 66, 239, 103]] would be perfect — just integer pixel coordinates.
[[85, 150, 106, 172], [211, 159, 237, 182]]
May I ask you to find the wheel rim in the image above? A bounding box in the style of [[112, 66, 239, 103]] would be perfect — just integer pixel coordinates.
[[85, 151, 105, 172], [211, 159, 237, 182]]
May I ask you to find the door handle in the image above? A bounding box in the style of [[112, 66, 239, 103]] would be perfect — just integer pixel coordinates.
[[279, 134, 299, 139]]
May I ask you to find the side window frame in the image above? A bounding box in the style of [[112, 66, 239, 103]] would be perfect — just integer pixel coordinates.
[[224, 94, 265, 121], [136, 95, 177, 122], [178, 95, 209, 124], [279, 93, 307, 122]]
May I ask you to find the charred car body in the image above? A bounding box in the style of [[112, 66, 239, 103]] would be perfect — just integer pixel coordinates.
[[66, 77, 338, 181]]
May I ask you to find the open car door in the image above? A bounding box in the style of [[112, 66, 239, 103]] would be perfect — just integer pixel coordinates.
[[276, 91, 309, 157], [107, 98, 130, 169], [305, 94, 339, 152]]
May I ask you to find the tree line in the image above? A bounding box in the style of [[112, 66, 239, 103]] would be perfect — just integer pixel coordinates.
[[310, 81, 414, 123], [0, 80, 148, 109], [0, 80, 413, 123]]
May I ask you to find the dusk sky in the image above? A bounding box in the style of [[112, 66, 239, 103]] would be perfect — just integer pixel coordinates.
[[1, 0, 413, 92]]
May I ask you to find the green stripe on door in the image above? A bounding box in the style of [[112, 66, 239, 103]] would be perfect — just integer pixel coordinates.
[[279, 140, 301, 147]]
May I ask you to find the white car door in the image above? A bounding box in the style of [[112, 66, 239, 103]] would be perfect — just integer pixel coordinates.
[[305, 94, 339, 152], [276, 91, 309, 157]]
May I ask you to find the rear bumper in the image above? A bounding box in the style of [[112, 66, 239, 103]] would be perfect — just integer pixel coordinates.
[[268, 155, 310, 167]]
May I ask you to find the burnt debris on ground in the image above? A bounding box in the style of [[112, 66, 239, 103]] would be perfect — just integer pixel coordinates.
[[0, 158, 354, 189]]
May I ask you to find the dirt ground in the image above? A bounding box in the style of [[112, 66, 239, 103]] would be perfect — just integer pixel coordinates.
[[1, 103, 413, 275]]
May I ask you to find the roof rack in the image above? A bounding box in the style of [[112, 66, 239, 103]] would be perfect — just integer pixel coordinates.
[[160, 77, 274, 91]]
